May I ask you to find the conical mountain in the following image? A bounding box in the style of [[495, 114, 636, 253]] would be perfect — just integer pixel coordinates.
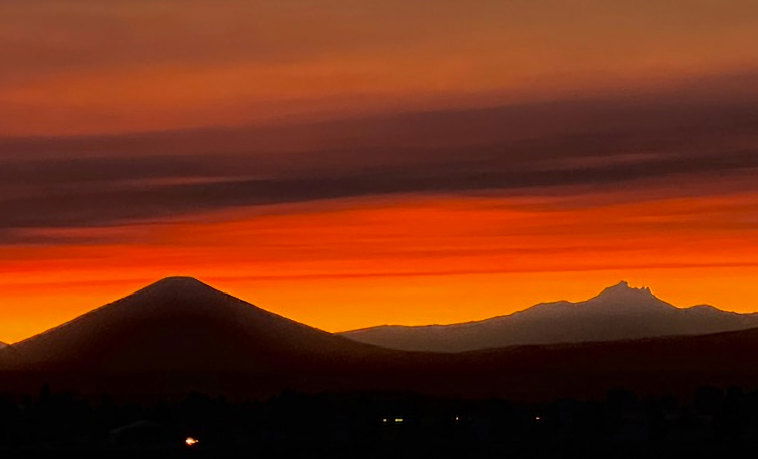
[[340, 281, 758, 352], [7, 277, 383, 373], [3, 278, 758, 400]]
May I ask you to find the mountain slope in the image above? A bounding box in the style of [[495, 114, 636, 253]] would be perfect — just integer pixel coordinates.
[[340, 281, 758, 352], [434, 326, 758, 400], [4, 276, 385, 373], [2, 278, 758, 400]]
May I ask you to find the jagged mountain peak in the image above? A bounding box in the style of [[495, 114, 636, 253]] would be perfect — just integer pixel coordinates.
[[583, 280, 670, 314], [596, 280, 654, 299], [340, 280, 758, 352]]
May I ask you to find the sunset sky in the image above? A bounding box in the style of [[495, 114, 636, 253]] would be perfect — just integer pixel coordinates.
[[1, 0, 757, 343]]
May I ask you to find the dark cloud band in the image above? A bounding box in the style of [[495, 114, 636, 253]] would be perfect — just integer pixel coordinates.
[[1, 80, 757, 242]]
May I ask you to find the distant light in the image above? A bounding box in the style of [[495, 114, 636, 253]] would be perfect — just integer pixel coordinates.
[[454, 416, 460, 422], [382, 418, 388, 423], [185, 437, 199, 447], [394, 418, 404, 423], [534, 416, 541, 421]]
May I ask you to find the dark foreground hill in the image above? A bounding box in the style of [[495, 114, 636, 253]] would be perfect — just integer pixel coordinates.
[[2, 277, 758, 401], [0, 277, 402, 397], [340, 281, 758, 351], [3, 276, 385, 371]]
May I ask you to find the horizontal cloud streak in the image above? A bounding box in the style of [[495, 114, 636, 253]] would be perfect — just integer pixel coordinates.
[[1, 78, 757, 241]]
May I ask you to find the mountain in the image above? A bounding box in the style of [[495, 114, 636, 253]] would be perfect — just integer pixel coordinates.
[[3, 277, 758, 401], [0, 277, 395, 395], [437, 326, 758, 400], [339, 281, 758, 352], [5, 276, 392, 370]]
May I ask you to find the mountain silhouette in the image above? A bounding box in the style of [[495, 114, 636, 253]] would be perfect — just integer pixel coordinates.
[[2, 277, 385, 374], [438, 326, 758, 400], [3, 277, 758, 401], [339, 281, 758, 352], [0, 277, 411, 397]]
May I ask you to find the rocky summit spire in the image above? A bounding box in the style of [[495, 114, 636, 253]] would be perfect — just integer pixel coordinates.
[[598, 281, 653, 298], [587, 281, 667, 313]]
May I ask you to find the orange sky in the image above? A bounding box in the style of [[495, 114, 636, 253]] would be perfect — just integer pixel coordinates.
[[3, 0, 758, 135], [1, 0, 757, 343], [1, 191, 756, 343]]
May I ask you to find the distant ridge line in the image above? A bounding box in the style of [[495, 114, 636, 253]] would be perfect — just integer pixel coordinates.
[[339, 281, 758, 352]]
